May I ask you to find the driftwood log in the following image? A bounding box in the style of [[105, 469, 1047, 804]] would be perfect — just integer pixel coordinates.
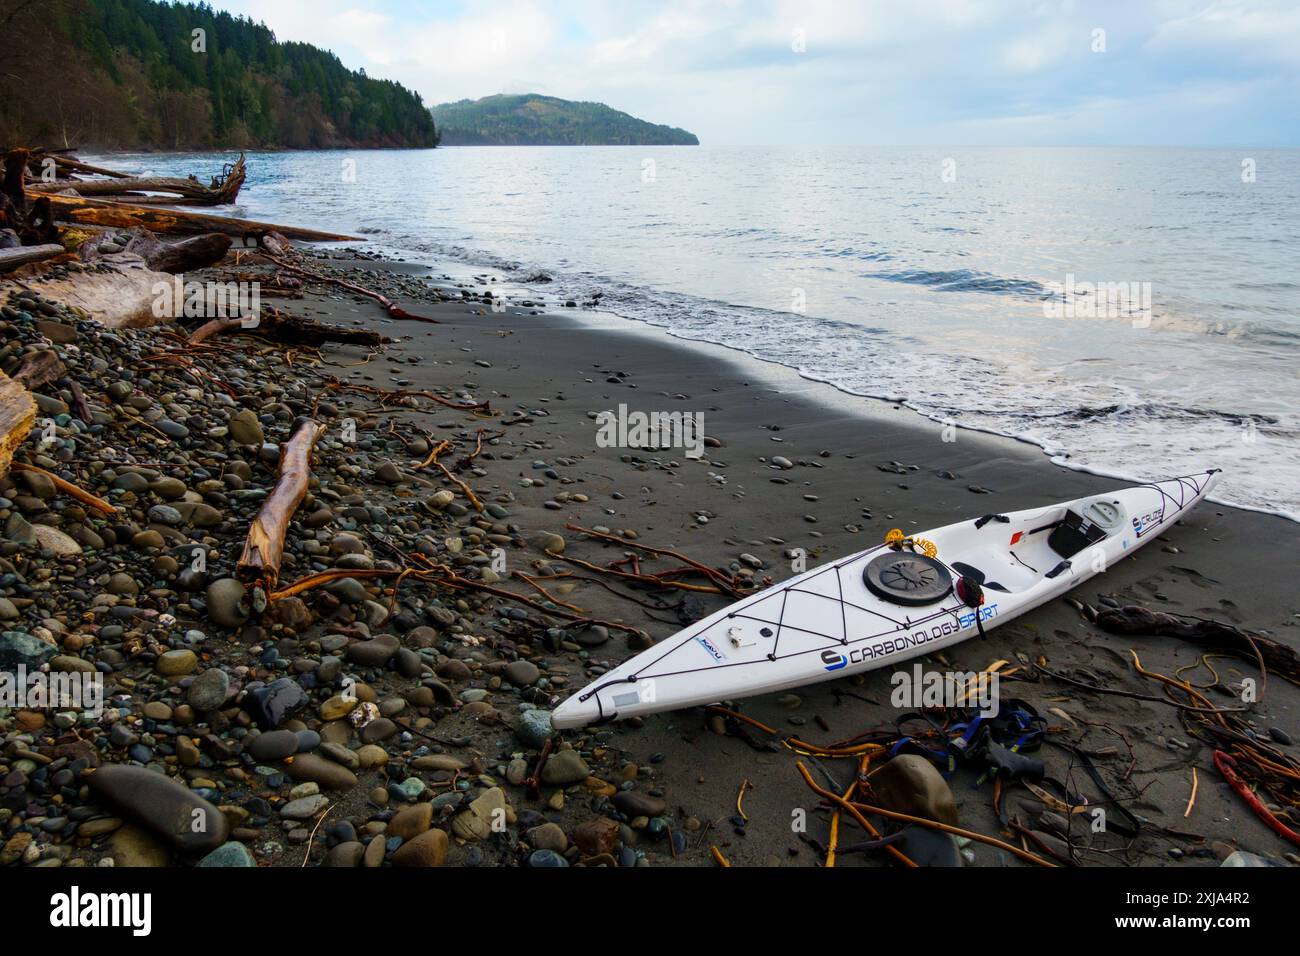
[[237, 419, 328, 592], [0, 370, 36, 477], [3, 149, 59, 246], [1, 149, 29, 214], [188, 310, 385, 348], [40, 194, 358, 243], [1096, 604, 1300, 685], [28, 154, 246, 206], [118, 230, 232, 273], [9, 350, 66, 389], [46, 154, 132, 179], [23, 260, 174, 328], [0, 243, 64, 272]]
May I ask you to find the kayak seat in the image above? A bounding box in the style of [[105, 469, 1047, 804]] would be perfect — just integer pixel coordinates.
[[950, 561, 1009, 593], [1047, 509, 1107, 559]]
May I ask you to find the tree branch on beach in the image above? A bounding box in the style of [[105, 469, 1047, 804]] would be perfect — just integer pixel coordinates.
[[565, 522, 752, 598], [257, 240, 441, 324], [267, 561, 650, 643], [237, 419, 327, 593], [315, 377, 491, 415], [187, 309, 387, 348], [9, 462, 116, 514]]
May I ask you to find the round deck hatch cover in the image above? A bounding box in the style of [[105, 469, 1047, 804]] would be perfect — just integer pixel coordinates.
[[863, 552, 953, 606]]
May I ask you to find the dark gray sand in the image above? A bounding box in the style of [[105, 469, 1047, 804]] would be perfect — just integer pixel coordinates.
[[326, 263, 1300, 866], [5, 248, 1295, 870]]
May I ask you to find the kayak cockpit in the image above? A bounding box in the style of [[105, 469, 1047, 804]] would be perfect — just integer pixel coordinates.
[[941, 495, 1130, 595]]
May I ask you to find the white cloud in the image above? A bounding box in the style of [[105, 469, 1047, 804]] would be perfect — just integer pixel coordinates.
[[1145, 0, 1300, 64], [207, 0, 1299, 145]]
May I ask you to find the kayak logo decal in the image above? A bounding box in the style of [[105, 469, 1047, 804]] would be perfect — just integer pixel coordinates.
[[821, 650, 848, 672], [834, 604, 1004, 671], [695, 636, 726, 663], [1131, 509, 1163, 538], [957, 604, 999, 630]]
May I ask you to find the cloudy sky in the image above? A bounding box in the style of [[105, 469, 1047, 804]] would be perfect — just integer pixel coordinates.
[[208, 0, 1299, 145]]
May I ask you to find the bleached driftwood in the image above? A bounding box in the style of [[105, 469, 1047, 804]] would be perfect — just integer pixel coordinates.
[[0, 370, 36, 477], [237, 419, 328, 592]]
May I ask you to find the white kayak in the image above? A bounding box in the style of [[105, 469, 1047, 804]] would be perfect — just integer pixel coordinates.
[[551, 470, 1221, 729]]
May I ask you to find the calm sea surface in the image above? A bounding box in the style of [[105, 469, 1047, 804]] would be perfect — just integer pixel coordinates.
[[92, 146, 1300, 518]]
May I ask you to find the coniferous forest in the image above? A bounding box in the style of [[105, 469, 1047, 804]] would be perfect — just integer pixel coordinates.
[[0, 0, 440, 149]]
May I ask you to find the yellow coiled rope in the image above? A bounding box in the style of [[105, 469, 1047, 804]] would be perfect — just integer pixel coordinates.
[[885, 528, 937, 558]]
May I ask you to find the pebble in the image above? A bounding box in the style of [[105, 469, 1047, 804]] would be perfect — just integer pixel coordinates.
[[88, 766, 229, 854], [197, 843, 257, 868], [573, 817, 621, 856], [320, 742, 360, 769], [506, 758, 529, 785], [388, 803, 434, 840], [205, 578, 249, 628], [109, 825, 170, 867], [612, 791, 667, 818], [284, 753, 358, 791], [529, 532, 565, 554], [188, 668, 230, 711], [324, 842, 365, 867], [436, 658, 472, 681], [452, 788, 512, 840], [33, 525, 83, 556], [248, 730, 300, 761], [228, 408, 264, 445], [528, 849, 569, 867], [504, 659, 541, 686], [346, 635, 400, 667], [359, 718, 398, 744], [541, 749, 589, 786], [391, 828, 448, 867], [515, 709, 554, 748], [156, 649, 198, 676], [0, 632, 57, 669], [280, 794, 330, 820], [244, 677, 308, 729], [528, 823, 568, 853]]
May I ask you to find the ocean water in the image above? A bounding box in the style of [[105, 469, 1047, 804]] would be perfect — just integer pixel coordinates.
[[90, 146, 1300, 518]]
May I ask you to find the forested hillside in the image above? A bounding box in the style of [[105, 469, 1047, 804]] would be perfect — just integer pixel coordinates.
[[432, 94, 699, 146], [0, 0, 439, 150]]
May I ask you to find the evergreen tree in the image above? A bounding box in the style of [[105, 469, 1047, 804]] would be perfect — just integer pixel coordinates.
[[66, 0, 438, 148]]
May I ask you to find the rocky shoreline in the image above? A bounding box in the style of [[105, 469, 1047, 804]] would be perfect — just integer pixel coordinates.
[[0, 250, 716, 869], [2, 242, 1298, 869]]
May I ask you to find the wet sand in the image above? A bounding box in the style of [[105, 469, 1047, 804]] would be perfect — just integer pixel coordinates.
[[320, 257, 1300, 866], [10, 241, 1293, 869]]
